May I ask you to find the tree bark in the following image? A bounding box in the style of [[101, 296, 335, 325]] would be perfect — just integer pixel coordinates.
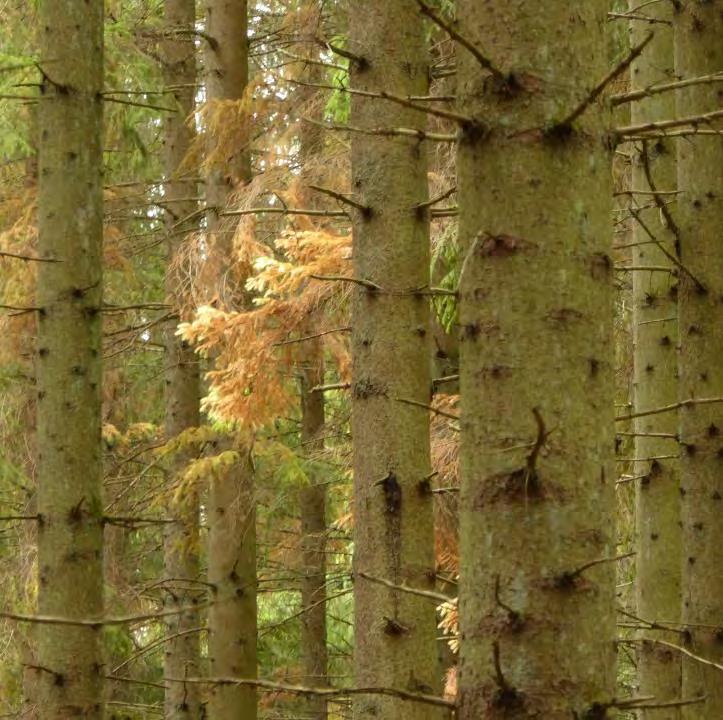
[[455, 2, 616, 717], [161, 1, 203, 717], [629, 4, 682, 716], [299, 336, 328, 720], [204, 1, 257, 718], [674, 3, 723, 717], [349, 3, 441, 719], [35, 1, 105, 717]]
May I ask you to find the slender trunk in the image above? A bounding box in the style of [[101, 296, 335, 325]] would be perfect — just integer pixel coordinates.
[[629, 5, 682, 716], [674, 3, 723, 717], [299, 337, 328, 720], [161, 1, 203, 717], [35, 1, 104, 717], [204, 1, 257, 717], [349, 3, 440, 719], [455, 2, 616, 717]]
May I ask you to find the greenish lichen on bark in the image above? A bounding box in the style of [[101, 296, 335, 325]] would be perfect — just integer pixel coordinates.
[[161, 0, 203, 717], [629, 4, 682, 716], [35, 0, 105, 717], [349, 3, 441, 718], [674, 3, 723, 717], [455, 2, 616, 718]]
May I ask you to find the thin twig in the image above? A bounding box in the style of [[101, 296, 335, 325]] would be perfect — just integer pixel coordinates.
[[0, 250, 61, 263], [274, 327, 351, 347]]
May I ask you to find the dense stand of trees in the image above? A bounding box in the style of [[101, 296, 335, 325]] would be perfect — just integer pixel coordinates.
[[0, 1, 721, 719]]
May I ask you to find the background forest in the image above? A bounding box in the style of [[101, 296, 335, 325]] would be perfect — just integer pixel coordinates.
[[0, 0, 721, 719]]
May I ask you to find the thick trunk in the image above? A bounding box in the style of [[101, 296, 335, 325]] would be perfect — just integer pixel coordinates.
[[629, 5, 682, 716], [455, 2, 616, 718], [204, 1, 258, 718], [35, 1, 105, 717], [299, 337, 328, 720], [161, 1, 203, 717], [674, 3, 723, 717], [349, 3, 441, 719]]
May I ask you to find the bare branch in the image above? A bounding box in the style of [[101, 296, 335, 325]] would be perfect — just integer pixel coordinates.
[[416, 0, 507, 83], [554, 32, 654, 130], [616, 397, 723, 422], [612, 73, 723, 106]]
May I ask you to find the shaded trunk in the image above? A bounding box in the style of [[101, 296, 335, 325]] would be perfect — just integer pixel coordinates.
[[629, 4, 682, 715], [35, 1, 104, 717], [455, 2, 616, 717], [204, 1, 257, 717], [674, 3, 723, 717], [299, 337, 328, 720], [161, 1, 203, 717], [349, 3, 441, 719]]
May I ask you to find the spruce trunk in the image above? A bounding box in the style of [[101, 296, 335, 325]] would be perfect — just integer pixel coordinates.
[[204, 0, 257, 717], [299, 337, 328, 720], [455, 2, 616, 717], [349, 3, 441, 718], [674, 3, 723, 716], [161, 0, 203, 716], [629, 5, 682, 715], [35, 0, 105, 717]]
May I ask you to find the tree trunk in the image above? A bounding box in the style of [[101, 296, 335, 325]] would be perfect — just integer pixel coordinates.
[[299, 337, 328, 720], [161, 1, 203, 717], [455, 2, 616, 717], [204, 1, 257, 717], [674, 3, 723, 717], [349, 3, 441, 719], [629, 5, 682, 716], [35, 1, 105, 717]]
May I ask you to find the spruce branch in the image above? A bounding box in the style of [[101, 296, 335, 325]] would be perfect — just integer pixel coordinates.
[[165, 676, 454, 709], [356, 572, 452, 603], [611, 73, 723, 106], [307, 184, 372, 216], [0, 250, 61, 263], [302, 116, 456, 143], [616, 397, 723, 422], [553, 32, 654, 131], [616, 108, 723, 138], [415, 0, 507, 83]]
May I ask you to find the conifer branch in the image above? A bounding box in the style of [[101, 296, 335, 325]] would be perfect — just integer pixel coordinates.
[[554, 32, 654, 131], [303, 117, 456, 143], [165, 676, 455, 708], [394, 397, 460, 421], [0, 250, 61, 263], [310, 274, 381, 291], [356, 573, 452, 603], [222, 207, 349, 218], [103, 95, 175, 113], [616, 108, 723, 138], [628, 207, 705, 292], [274, 327, 351, 347], [415, 0, 507, 83], [307, 185, 372, 216], [611, 73, 723, 106], [616, 397, 723, 422]]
